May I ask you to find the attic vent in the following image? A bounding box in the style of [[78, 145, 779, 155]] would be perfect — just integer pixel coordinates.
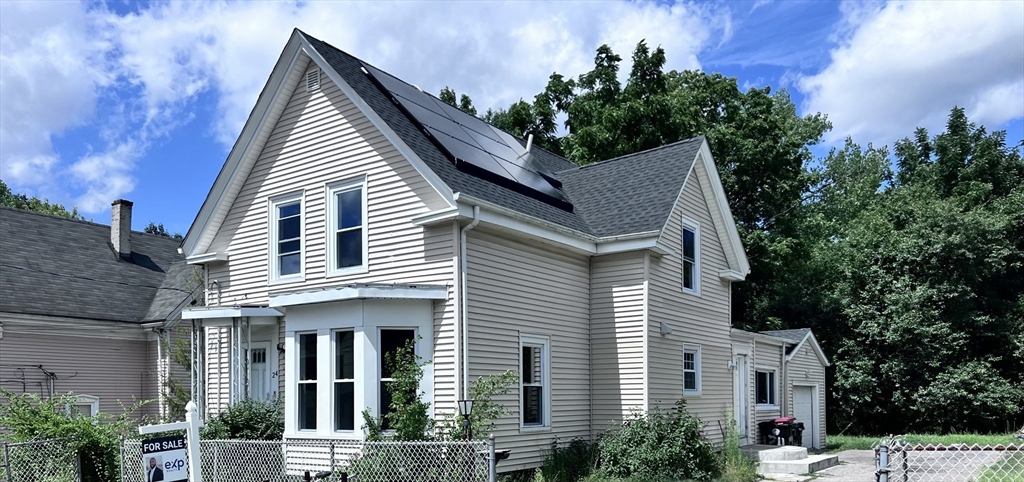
[[306, 69, 320, 92]]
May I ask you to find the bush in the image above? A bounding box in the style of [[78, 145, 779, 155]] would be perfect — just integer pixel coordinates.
[[199, 396, 283, 440], [719, 418, 758, 482], [0, 389, 150, 482], [540, 438, 598, 482], [595, 400, 721, 481]]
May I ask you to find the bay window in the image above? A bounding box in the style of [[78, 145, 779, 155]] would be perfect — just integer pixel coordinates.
[[334, 331, 355, 431], [297, 333, 317, 430]]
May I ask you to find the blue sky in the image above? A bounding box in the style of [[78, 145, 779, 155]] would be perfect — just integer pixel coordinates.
[[2, 0, 1021, 236]]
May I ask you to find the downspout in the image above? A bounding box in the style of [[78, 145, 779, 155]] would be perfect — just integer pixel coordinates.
[[781, 344, 787, 416], [156, 328, 164, 418], [460, 206, 481, 400]]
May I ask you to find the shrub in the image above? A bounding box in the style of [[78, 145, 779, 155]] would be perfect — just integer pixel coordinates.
[[719, 417, 758, 482], [595, 400, 722, 481], [540, 438, 598, 482], [0, 389, 150, 482], [199, 396, 283, 440]]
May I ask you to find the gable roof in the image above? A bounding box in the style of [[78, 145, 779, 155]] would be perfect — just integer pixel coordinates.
[[0, 207, 193, 324], [762, 328, 830, 366], [182, 30, 748, 275]]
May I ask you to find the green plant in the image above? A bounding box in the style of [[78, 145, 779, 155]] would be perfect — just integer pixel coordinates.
[[594, 400, 722, 481], [719, 417, 758, 482], [0, 389, 150, 482], [540, 438, 598, 482], [436, 370, 518, 441], [199, 396, 283, 440], [362, 337, 434, 441]]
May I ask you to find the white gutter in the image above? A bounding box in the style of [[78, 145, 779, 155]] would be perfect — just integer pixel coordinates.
[[460, 206, 480, 400]]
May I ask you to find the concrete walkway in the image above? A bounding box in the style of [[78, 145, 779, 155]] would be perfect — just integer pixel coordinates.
[[763, 450, 875, 482]]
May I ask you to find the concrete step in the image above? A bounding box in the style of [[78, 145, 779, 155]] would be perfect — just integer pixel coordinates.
[[757, 446, 808, 461], [759, 454, 840, 475]]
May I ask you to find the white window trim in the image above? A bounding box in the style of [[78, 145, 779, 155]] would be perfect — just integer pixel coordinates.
[[248, 342, 274, 401], [519, 334, 551, 432], [331, 329, 357, 433], [70, 394, 99, 417], [683, 344, 702, 396], [268, 191, 305, 284], [283, 300, 434, 440], [326, 177, 369, 277], [681, 216, 701, 295], [755, 366, 779, 410], [295, 331, 318, 432]]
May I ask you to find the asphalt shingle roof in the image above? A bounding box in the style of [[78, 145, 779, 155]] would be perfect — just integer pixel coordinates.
[[0, 207, 193, 323], [761, 328, 811, 346], [301, 31, 705, 239]]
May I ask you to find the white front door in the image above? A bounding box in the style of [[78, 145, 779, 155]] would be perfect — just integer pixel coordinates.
[[793, 385, 816, 449], [249, 343, 272, 401], [734, 354, 750, 445]]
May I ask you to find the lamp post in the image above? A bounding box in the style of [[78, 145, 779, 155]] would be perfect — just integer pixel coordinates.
[[457, 399, 475, 440]]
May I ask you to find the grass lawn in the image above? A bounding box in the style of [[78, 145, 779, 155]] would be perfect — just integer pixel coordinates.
[[827, 433, 1021, 453], [976, 452, 1024, 482]]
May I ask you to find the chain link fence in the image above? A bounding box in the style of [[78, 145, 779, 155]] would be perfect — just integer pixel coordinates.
[[877, 438, 1024, 482], [121, 438, 493, 482], [1, 438, 80, 482]]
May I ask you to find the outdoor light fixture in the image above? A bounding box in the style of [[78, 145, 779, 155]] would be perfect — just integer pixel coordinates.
[[457, 399, 475, 440]]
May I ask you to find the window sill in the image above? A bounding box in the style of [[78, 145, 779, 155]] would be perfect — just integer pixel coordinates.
[[682, 288, 701, 297], [326, 265, 369, 278], [284, 432, 364, 440], [755, 404, 780, 411], [683, 390, 702, 397], [269, 275, 305, 286], [519, 425, 552, 433]]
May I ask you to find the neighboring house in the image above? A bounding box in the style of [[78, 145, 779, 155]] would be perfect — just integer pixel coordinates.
[[0, 201, 194, 419], [731, 329, 830, 449], [179, 29, 826, 470]]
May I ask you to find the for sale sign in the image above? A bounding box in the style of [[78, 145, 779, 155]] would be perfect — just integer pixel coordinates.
[[141, 435, 188, 482]]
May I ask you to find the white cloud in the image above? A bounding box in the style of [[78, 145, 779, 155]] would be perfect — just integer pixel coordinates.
[[799, 0, 1024, 145], [1, 1, 731, 212]]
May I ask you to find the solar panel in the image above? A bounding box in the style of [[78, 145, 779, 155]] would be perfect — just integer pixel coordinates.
[[361, 62, 572, 211]]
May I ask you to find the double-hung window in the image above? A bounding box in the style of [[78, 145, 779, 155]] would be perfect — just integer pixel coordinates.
[[756, 368, 777, 407], [683, 345, 701, 395], [334, 331, 355, 431], [297, 333, 317, 430], [379, 329, 416, 430], [271, 193, 304, 281], [520, 335, 550, 428], [327, 178, 368, 276], [682, 218, 700, 294]]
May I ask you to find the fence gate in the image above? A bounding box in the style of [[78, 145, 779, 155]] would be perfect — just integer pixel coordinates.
[[1, 439, 80, 482], [877, 437, 1023, 482]]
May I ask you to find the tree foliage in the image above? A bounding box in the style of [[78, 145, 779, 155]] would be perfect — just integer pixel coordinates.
[[144, 221, 183, 240], [0, 179, 85, 220]]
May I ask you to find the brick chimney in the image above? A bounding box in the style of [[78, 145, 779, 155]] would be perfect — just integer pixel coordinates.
[[111, 199, 133, 260]]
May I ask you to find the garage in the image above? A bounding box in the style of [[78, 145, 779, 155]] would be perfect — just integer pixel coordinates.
[[793, 385, 817, 449]]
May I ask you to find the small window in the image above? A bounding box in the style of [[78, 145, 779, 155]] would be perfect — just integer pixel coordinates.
[[297, 333, 317, 430], [334, 331, 355, 431], [682, 218, 700, 293], [756, 369, 777, 407], [683, 345, 701, 395], [327, 178, 368, 276], [379, 329, 416, 429], [521, 335, 550, 428], [69, 395, 99, 417], [270, 193, 303, 281]]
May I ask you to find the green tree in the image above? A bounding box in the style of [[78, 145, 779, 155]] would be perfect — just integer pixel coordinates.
[[438, 86, 477, 116], [0, 179, 85, 220], [144, 221, 183, 240]]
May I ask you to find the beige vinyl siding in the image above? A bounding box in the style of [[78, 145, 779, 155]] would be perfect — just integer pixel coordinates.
[[786, 343, 826, 449], [202, 59, 457, 414], [590, 251, 647, 435], [465, 230, 591, 472], [731, 335, 758, 444], [205, 326, 231, 415], [753, 340, 783, 421], [647, 160, 734, 444], [147, 326, 192, 417], [0, 329, 151, 417]]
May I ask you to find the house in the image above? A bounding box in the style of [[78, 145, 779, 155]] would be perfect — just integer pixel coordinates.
[[731, 329, 830, 449], [179, 29, 828, 471], [0, 201, 195, 419]]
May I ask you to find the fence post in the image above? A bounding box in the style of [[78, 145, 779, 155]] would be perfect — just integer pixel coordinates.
[[74, 449, 82, 482], [877, 441, 889, 482], [3, 442, 12, 482], [185, 401, 204, 482], [488, 434, 496, 482], [330, 441, 335, 472], [119, 437, 126, 482]]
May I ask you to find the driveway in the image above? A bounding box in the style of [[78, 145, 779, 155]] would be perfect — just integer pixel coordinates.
[[814, 450, 876, 482]]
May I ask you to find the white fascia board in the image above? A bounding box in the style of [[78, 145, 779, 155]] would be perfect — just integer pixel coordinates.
[[298, 35, 455, 208], [719, 269, 747, 281], [186, 252, 229, 265], [785, 331, 831, 367], [410, 207, 461, 226], [597, 236, 671, 255], [182, 31, 307, 258], [697, 140, 751, 275], [731, 328, 789, 346], [180, 307, 283, 320], [269, 285, 449, 308]]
